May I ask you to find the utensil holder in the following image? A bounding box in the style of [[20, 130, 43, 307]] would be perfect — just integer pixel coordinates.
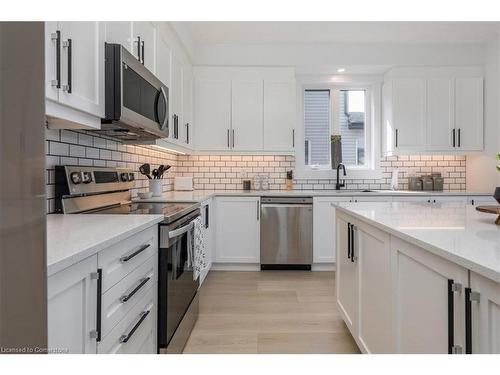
[[149, 180, 162, 197]]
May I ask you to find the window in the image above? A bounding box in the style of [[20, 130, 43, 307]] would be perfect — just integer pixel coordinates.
[[303, 88, 367, 169]]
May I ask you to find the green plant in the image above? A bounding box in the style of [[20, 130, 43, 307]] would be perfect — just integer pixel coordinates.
[[497, 154, 500, 172]]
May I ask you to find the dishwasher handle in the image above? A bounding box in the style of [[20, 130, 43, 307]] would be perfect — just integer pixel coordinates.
[[260, 204, 313, 209]]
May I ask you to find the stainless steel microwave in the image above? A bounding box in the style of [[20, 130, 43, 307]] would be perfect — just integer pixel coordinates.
[[100, 43, 169, 142]]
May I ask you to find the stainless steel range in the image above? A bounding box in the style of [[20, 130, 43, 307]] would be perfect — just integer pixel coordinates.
[[54, 166, 200, 354]]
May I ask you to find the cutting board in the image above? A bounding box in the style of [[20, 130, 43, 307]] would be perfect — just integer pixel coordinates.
[[476, 205, 500, 225]]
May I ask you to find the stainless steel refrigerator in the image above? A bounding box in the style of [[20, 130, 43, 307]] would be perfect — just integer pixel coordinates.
[[0, 22, 47, 352]]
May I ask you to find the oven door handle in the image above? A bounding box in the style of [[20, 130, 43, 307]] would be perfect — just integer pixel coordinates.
[[168, 221, 194, 239], [158, 86, 168, 131]]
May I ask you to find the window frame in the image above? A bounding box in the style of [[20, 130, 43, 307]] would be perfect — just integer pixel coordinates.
[[295, 75, 383, 180]]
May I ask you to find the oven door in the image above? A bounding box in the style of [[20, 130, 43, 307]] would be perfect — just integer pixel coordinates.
[[158, 216, 199, 349]]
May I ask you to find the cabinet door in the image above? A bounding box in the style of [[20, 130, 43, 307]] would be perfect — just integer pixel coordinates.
[[215, 197, 260, 263], [426, 78, 454, 151], [47, 255, 98, 354], [391, 237, 468, 353], [313, 197, 352, 263], [155, 34, 172, 87], [57, 22, 105, 118], [263, 80, 295, 151], [171, 54, 183, 141], [455, 77, 483, 151], [357, 222, 392, 353], [469, 272, 500, 354], [45, 22, 59, 101], [182, 64, 193, 145], [336, 215, 358, 336], [131, 22, 156, 72], [103, 21, 132, 53], [392, 78, 426, 152], [468, 196, 496, 206], [195, 78, 232, 150], [431, 196, 467, 204], [231, 79, 264, 151]]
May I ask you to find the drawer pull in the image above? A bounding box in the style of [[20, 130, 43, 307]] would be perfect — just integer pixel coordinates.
[[119, 310, 150, 343], [120, 244, 150, 263], [120, 277, 151, 303]]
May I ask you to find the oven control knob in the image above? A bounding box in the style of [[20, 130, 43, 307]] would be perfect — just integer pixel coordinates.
[[128, 173, 135, 181], [82, 172, 93, 184], [120, 172, 129, 182], [70, 172, 82, 184]]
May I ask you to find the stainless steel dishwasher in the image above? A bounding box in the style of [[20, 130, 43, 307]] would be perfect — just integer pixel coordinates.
[[260, 197, 313, 270]]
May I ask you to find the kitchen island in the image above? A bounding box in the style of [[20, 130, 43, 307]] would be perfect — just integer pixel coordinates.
[[335, 201, 500, 354]]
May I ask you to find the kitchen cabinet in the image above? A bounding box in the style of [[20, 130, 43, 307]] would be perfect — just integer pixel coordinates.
[[468, 196, 496, 206], [231, 79, 264, 151], [103, 21, 131, 53], [389, 78, 427, 152], [195, 78, 232, 150], [263, 81, 296, 151], [426, 78, 454, 151], [357, 221, 392, 353], [336, 215, 358, 336], [131, 22, 156, 72], [171, 54, 183, 141], [214, 197, 260, 263], [182, 65, 194, 146], [313, 197, 352, 264], [468, 272, 500, 354], [45, 22, 105, 128], [47, 255, 98, 354], [391, 236, 468, 354], [455, 77, 484, 151], [155, 32, 172, 87]]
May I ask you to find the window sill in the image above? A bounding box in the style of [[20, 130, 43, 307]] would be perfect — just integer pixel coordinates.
[[294, 167, 383, 180]]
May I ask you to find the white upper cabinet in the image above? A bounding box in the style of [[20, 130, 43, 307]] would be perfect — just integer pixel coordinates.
[[455, 77, 484, 151], [391, 78, 427, 152], [45, 21, 105, 129], [194, 67, 296, 152], [231, 78, 264, 151], [263, 81, 296, 151], [103, 21, 132, 53], [383, 67, 484, 155], [182, 64, 194, 146], [131, 22, 156, 73], [195, 77, 232, 150], [155, 33, 172, 87], [426, 78, 454, 151], [171, 54, 183, 141]]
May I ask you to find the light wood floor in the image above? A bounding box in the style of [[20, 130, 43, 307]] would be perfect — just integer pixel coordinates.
[[183, 271, 360, 354]]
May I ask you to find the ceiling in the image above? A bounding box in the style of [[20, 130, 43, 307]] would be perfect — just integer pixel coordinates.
[[182, 21, 499, 45]]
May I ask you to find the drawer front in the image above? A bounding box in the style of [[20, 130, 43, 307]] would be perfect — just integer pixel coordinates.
[[99, 227, 157, 292], [101, 254, 157, 339], [98, 287, 156, 354]]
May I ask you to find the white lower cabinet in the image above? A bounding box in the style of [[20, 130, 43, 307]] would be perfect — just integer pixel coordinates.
[[48, 255, 98, 354], [214, 197, 260, 263], [469, 272, 500, 354], [391, 236, 467, 354], [47, 226, 158, 354]]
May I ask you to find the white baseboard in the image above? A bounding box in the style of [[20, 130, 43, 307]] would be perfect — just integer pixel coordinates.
[[312, 263, 336, 271]]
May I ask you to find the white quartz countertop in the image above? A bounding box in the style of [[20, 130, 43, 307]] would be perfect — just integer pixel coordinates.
[[336, 202, 500, 283], [46, 214, 164, 276], [133, 189, 492, 204]]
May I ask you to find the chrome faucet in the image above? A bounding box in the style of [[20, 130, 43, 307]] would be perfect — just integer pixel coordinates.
[[336, 163, 346, 190]]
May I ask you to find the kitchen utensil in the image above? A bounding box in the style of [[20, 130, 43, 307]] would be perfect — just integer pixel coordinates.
[[152, 169, 158, 179], [138, 192, 153, 199], [475, 205, 500, 225], [156, 165, 164, 179], [139, 163, 152, 179]]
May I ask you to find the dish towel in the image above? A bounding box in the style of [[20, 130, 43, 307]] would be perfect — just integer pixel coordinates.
[[192, 217, 208, 281]]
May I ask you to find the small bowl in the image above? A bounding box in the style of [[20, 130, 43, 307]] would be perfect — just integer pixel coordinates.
[[138, 192, 153, 199]]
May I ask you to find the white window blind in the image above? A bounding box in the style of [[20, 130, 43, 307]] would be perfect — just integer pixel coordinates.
[[304, 90, 330, 166]]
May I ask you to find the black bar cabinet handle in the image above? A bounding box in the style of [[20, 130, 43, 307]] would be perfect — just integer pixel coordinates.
[[53, 30, 61, 88], [120, 243, 150, 263], [452, 129, 456, 147], [465, 287, 472, 354], [458, 128, 461, 148], [227, 129, 230, 148], [120, 277, 151, 303], [350, 224, 355, 262], [186, 123, 189, 144], [395, 129, 398, 147], [67, 38, 72, 93], [292, 129, 295, 147], [136, 36, 141, 61], [141, 41, 145, 65], [347, 223, 351, 259], [96, 268, 102, 342], [205, 205, 209, 228], [119, 310, 150, 343], [232, 129, 235, 148], [448, 279, 454, 354]]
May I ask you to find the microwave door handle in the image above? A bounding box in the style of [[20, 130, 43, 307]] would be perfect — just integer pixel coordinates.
[[158, 86, 168, 130], [168, 221, 194, 239]]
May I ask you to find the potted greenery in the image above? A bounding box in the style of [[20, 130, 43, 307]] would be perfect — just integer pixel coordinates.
[[495, 154, 500, 203]]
